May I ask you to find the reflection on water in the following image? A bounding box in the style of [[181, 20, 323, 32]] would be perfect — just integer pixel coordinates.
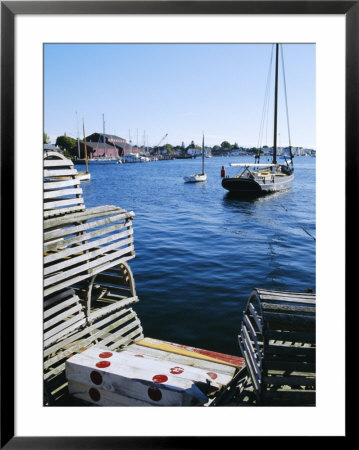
[[79, 156, 315, 355]]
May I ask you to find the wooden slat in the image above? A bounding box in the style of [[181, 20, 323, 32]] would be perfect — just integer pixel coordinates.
[[261, 390, 315, 406], [44, 244, 135, 287], [262, 312, 315, 331], [44, 237, 134, 276], [44, 222, 131, 254], [44, 205, 86, 218], [124, 343, 237, 377], [89, 296, 139, 321], [44, 169, 78, 177], [44, 307, 137, 361], [255, 288, 316, 304], [136, 337, 244, 369], [44, 206, 131, 230], [264, 344, 315, 359], [262, 360, 315, 372], [263, 329, 316, 344], [44, 315, 86, 348], [44, 197, 84, 210], [248, 302, 263, 332], [44, 159, 74, 168], [44, 304, 82, 329], [263, 375, 315, 386], [243, 314, 262, 360], [44, 228, 133, 265], [44, 188, 83, 199], [44, 212, 133, 241], [261, 302, 316, 314], [44, 179, 81, 190], [43, 253, 135, 296]]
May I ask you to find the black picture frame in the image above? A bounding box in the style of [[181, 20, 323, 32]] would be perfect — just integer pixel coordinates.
[[1, 1, 353, 447]]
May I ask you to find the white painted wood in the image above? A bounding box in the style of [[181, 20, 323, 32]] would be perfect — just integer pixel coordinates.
[[68, 380, 155, 406], [66, 347, 214, 406]]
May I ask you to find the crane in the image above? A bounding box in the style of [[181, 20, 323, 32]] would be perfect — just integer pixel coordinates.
[[155, 133, 168, 148]]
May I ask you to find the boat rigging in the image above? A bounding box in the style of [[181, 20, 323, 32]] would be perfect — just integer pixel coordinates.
[[222, 44, 294, 196]]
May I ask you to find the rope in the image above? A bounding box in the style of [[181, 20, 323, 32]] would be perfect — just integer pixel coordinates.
[[257, 44, 274, 152], [280, 45, 293, 160], [279, 203, 316, 241]]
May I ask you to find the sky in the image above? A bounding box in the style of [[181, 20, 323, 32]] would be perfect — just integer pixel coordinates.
[[44, 43, 315, 149]]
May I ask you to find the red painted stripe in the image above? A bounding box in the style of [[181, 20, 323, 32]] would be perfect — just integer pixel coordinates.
[[163, 340, 245, 367]]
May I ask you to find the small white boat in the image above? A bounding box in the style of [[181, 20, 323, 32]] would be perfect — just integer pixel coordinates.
[[76, 171, 91, 181], [184, 135, 207, 183], [183, 173, 207, 183]]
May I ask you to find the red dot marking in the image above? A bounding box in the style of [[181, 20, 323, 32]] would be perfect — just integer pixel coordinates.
[[152, 374, 168, 383], [207, 372, 218, 380], [170, 367, 184, 375], [99, 351, 113, 358], [96, 361, 111, 368], [90, 371, 103, 385], [148, 387, 162, 402], [134, 354, 144, 358], [89, 388, 100, 402]]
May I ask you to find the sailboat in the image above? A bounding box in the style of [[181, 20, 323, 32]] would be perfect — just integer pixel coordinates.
[[75, 119, 91, 181], [183, 135, 207, 183], [222, 44, 294, 196]]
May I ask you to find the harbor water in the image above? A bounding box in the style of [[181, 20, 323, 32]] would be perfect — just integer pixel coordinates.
[[78, 156, 316, 357]]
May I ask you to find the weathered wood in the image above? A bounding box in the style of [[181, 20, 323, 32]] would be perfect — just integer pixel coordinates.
[[262, 375, 315, 386], [136, 337, 244, 369], [262, 312, 315, 331], [66, 346, 233, 406], [238, 288, 316, 405], [264, 329, 316, 344], [261, 302, 316, 314], [248, 302, 263, 332], [44, 253, 135, 297], [254, 288, 316, 304], [44, 168, 78, 177], [44, 197, 84, 210], [124, 343, 237, 377], [44, 187, 83, 199], [261, 389, 315, 406], [44, 178, 81, 190], [44, 159, 74, 168], [262, 359, 316, 372], [44, 205, 86, 218]]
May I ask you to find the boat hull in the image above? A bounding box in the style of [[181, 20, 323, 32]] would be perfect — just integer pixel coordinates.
[[184, 174, 207, 183], [222, 172, 294, 196]]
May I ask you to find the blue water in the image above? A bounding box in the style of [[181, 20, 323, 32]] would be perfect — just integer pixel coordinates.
[[77, 156, 316, 356]]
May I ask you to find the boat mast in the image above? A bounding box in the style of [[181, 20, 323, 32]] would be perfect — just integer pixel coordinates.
[[83, 119, 89, 174], [103, 113, 107, 158], [76, 111, 80, 158], [273, 43, 279, 165], [202, 134, 205, 175]]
